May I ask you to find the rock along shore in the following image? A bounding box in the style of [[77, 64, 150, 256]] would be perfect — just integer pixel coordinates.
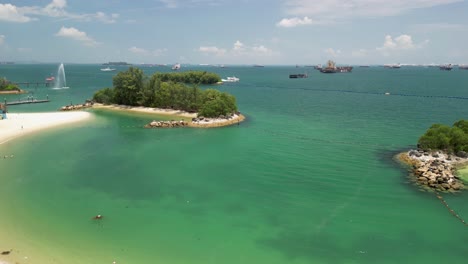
[[399, 150, 468, 193]]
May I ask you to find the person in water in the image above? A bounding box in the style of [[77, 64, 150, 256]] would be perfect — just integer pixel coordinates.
[[92, 214, 103, 220]]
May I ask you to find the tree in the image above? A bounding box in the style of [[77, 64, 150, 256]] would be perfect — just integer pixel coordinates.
[[418, 120, 468, 153], [113, 67, 144, 106]]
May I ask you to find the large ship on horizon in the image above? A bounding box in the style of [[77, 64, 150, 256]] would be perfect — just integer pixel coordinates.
[[439, 64, 453, 71], [319, 60, 352, 73]]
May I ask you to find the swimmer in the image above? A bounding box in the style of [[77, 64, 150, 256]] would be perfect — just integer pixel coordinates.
[[92, 214, 103, 220]]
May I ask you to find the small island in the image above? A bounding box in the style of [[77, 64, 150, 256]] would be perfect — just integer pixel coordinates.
[[398, 120, 468, 192], [0, 77, 25, 94], [90, 67, 245, 128]]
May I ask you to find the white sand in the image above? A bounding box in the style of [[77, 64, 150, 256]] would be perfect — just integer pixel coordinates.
[[93, 103, 197, 118], [0, 112, 92, 145]]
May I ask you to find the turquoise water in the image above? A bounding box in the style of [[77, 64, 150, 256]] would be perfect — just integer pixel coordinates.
[[1, 64, 467, 263]]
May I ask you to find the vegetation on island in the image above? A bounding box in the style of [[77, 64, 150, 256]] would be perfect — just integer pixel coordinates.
[[418, 120, 468, 154], [93, 67, 237, 118], [153, 71, 221, 85], [0, 77, 21, 92]]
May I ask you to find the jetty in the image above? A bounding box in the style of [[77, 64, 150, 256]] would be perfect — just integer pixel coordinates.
[[4, 96, 50, 106], [13, 82, 54, 87]]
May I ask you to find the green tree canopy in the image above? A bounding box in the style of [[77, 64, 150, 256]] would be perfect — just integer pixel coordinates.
[[418, 120, 468, 153]]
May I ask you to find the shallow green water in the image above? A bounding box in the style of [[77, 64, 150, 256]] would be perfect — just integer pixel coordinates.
[[1, 64, 467, 263]]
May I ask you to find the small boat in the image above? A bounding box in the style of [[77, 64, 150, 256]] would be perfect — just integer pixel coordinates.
[[253, 64, 265, 67], [100, 67, 116, 72], [221, 76, 240, 83], [459, 64, 468, 70], [45, 76, 55, 82], [172, 63, 181, 70], [289, 73, 308, 78]]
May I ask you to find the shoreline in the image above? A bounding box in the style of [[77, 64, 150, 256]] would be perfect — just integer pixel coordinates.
[[397, 150, 468, 192], [92, 103, 246, 128], [0, 90, 27, 95], [0, 111, 93, 145]]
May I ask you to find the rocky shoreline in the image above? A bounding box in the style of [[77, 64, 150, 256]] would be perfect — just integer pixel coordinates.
[[144, 120, 188, 128], [60, 101, 93, 111], [399, 150, 468, 193]]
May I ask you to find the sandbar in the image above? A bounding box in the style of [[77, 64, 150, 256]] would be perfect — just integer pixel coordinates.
[[92, 103, 246, 128], [0, 111, 92, 145]]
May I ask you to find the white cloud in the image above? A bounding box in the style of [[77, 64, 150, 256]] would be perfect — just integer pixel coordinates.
[[324, 48, 341, 57], [233, 40, 245, 52], [276, 16, 313, 28], [0, 35, 4, 45], [199, 46, 227, 56], [376, 34, 428, 56], [6, 0, 118, 23], [0, 3, 33, 22], [129, 46, 149, 54], [55, 26, 98, 46], [282, 0, 463, 24], [93, 12, 119, 24], [198, 41, 277, 59]]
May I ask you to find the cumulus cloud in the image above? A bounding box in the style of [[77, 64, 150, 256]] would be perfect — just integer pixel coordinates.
[[4, 0, 118, 23], [199, 46, 227, 56], [55, 26, 98, 46], [281, 0, 462, 24], [324, 48, 341, 57], [376, 34, 428, 56], [198, 40, 276, 59], [276, 16, 313, 27], [0, 3, 33, 22]]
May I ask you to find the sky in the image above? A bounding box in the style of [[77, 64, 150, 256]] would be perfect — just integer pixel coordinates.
[[0, 0, 467, 65]]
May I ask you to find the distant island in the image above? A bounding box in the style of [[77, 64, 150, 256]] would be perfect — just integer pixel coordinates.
[[398, 120, 468, 192], [91, 67, 244, 127], [0, 77, 25, 94], [102, 61, 132, 66]]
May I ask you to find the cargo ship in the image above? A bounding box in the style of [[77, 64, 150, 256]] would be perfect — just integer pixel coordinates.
[[319, 60, 352, 73]]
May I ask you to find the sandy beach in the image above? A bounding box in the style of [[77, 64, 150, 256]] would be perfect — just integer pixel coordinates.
[[92, 103, 246, 128], [0, 111, 93, 145], [92, 103, 197, 118]]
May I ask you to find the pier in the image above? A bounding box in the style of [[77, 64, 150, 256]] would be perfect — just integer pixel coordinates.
[[14, 82, 53, 87], [3, 96, 50, 106]]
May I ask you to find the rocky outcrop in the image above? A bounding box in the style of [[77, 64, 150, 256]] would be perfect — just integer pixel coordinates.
[[60, 101, 93, 111], [144, 120, 188, 128], [405, 150, 467, 192]]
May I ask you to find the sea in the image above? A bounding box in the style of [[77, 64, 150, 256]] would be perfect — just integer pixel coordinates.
[[0, 64, 467, 264]]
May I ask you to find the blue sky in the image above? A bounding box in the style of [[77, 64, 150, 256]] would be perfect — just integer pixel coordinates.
[[0, 0, 467, 65]]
